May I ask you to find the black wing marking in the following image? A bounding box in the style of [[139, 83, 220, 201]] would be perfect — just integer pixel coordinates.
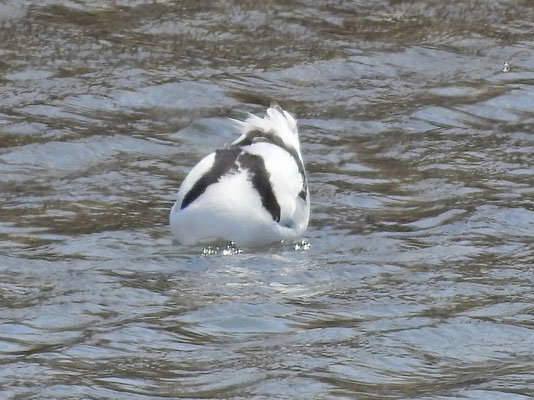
[[180, 147, 282, 223], [233, 129, 308, 200], [237, 152, 281, 223], [181, 148, 241, 210]]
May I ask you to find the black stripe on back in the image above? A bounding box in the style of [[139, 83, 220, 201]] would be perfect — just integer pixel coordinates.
[[237, 152, 281, 223], [233, 129, 308, 200], [180, 147, 282, 223], [181, 148, 241, 210]]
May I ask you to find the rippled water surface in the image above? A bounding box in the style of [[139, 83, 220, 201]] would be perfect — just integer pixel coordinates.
[[1, 1, 534, 398]]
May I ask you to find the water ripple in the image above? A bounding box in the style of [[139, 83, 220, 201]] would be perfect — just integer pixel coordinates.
[[1, 0, 534, 399]]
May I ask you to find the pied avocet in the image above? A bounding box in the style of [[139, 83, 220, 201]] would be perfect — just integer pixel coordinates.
[[169, 105, 310, 247]]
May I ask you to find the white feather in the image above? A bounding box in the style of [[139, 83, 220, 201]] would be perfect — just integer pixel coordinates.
[[231, 106, 302, 156]]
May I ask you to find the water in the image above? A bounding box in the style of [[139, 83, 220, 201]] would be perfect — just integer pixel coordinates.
[[1, 1, 534, 398]]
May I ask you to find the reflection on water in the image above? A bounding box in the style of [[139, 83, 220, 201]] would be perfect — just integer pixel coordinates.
[[1, 1, 534, 399]]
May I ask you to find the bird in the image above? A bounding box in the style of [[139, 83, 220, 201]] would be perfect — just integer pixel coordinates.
[[169, 104, 310, 247]]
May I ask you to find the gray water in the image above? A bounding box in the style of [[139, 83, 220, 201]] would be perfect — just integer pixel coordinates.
[[1, 1, 534, 399]]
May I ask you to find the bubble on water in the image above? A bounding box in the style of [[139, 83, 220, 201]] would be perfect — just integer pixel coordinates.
[[294, 240, 311, 251], [222, 242, 243, 256], [201, 246, 217, 256], [201, 242, 242, 256]]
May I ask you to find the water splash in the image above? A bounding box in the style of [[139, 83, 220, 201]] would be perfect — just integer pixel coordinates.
[[201, 242, 243, 256], [294, 240, 311, 251]]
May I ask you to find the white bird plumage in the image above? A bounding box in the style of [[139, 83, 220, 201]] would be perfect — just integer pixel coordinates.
[[169, 105, 310, 247]]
